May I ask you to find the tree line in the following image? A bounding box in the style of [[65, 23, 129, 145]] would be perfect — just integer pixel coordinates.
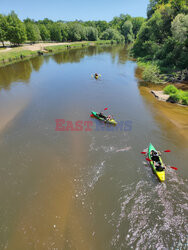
[[0, 11, 145, 46], [132, 0, 188, 71]]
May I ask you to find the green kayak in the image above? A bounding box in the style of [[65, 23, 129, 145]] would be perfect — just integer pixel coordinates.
[[91, 111, 117, 125], [148, 143, 165, 182]]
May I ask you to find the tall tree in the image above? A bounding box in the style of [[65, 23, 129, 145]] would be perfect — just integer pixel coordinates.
[[171, 13, 188, 43], [122, 20, 134, 43], [39, 24, 50, 41], [6, 11, 27, 45], [25, 23, 41, 42], [0, 14, 8, 46]]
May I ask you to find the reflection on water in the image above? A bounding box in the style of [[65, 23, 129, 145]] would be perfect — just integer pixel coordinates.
[[0, 45, 127, 92], [0, 45, 187, 249]]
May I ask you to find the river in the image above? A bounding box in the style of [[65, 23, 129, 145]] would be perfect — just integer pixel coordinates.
[[0, 45, 187, 249]]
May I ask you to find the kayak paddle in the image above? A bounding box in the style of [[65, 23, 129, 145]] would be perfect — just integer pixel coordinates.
[[145, 158, 152, 162], [167, 166, 178, 170], [141, 150, 171, 154]]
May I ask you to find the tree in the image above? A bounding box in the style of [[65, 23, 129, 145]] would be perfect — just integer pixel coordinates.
[[100, 28, 125, 43], [122, 20, 134, 43], [39, 24, 50, 41], [49, 23, 62, 41], [68, 23, 86, 41], [25, 23, 41, 42], [0, 14, 8, 46], [58, 23, 70, 41], [132, 17, 145, 37], [95, 21, 109, 34], [6, 11, 27, 45], [171, 13, 188, 43], [86, 27, 98, 41]]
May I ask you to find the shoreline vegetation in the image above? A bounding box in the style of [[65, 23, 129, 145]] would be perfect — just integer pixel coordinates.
[[131, 0, 188, 85], [0, 40, 115, 67], [151, 84, 188, 106]]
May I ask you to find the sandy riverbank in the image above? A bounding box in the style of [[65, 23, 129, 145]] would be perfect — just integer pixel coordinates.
[[0, 41, 87, 53]]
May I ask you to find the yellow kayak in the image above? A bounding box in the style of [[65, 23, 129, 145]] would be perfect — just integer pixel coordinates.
[[148, 143, 165, 182]]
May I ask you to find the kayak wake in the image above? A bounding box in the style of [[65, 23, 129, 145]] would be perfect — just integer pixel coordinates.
[[110, 177, 188, 249]]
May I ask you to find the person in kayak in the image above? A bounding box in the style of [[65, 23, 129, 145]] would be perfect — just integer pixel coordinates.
[[95, 73, 99, 78], [151, 150, 160, 162], [107, 115, 112, 121], [155, 162, 165, 172], [98, 112, 107, 120]]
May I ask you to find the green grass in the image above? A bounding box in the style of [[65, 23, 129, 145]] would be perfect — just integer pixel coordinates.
[[45, 42, 89, 52], [163, 85, 188, 105], [0, 50, 38, 67], [45, 40, 115, 52]]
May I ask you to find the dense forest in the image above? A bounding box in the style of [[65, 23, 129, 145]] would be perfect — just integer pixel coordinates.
[[0, 11, 144, 45], [132, 0, 188, 77]]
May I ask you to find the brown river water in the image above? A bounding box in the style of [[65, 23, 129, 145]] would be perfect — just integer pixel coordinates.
[[0, 45, 187, 249]]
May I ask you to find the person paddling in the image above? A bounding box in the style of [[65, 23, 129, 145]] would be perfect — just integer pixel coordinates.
[[151, 150, 160, 162], [98, 112, 106, 120], [155, 162, 165, 172]]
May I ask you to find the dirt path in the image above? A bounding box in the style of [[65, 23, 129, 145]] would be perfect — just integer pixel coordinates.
[[0, 42, 87, 53]]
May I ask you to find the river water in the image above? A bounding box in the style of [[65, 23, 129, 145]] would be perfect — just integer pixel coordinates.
[[0, 46, 187, 249]]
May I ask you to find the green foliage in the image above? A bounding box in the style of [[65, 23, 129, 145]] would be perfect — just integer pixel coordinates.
[[132, 0, 188, 73], [163, 84, 188, 105], [170, 92, 182, 102], [0, 14, 8, 46], [39, 24, 50, 41], [86, 27, 98, 41], [122, 20, 134, 43], [164, 84, 178, 93], [132, 17, 145, 37], [68, 23, 86, 41], [182, 96, 188, 105], [25, 23, 41, 42], [49, 23, 62, 41], [100, 28, 124, 43], [171, 13, 188, 43], [142, 64, 162, 83], [6, 11, 27, 45], [1, 11, 145, 45], [138, 61, 162, 83]]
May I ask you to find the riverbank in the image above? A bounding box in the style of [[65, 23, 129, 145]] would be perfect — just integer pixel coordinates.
[[139, 85, 188, 142], [137, 60, 188, 84], [0, 40, 115, 67], [151, 85, 188, 106]]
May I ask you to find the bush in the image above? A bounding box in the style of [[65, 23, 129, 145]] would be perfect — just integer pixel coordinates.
[[141, 63, 162, 84], [182, 96, 188, 105], [170, 92, 182, 102], [164, 85, 188, 105], [164, 84, 178, 94]]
